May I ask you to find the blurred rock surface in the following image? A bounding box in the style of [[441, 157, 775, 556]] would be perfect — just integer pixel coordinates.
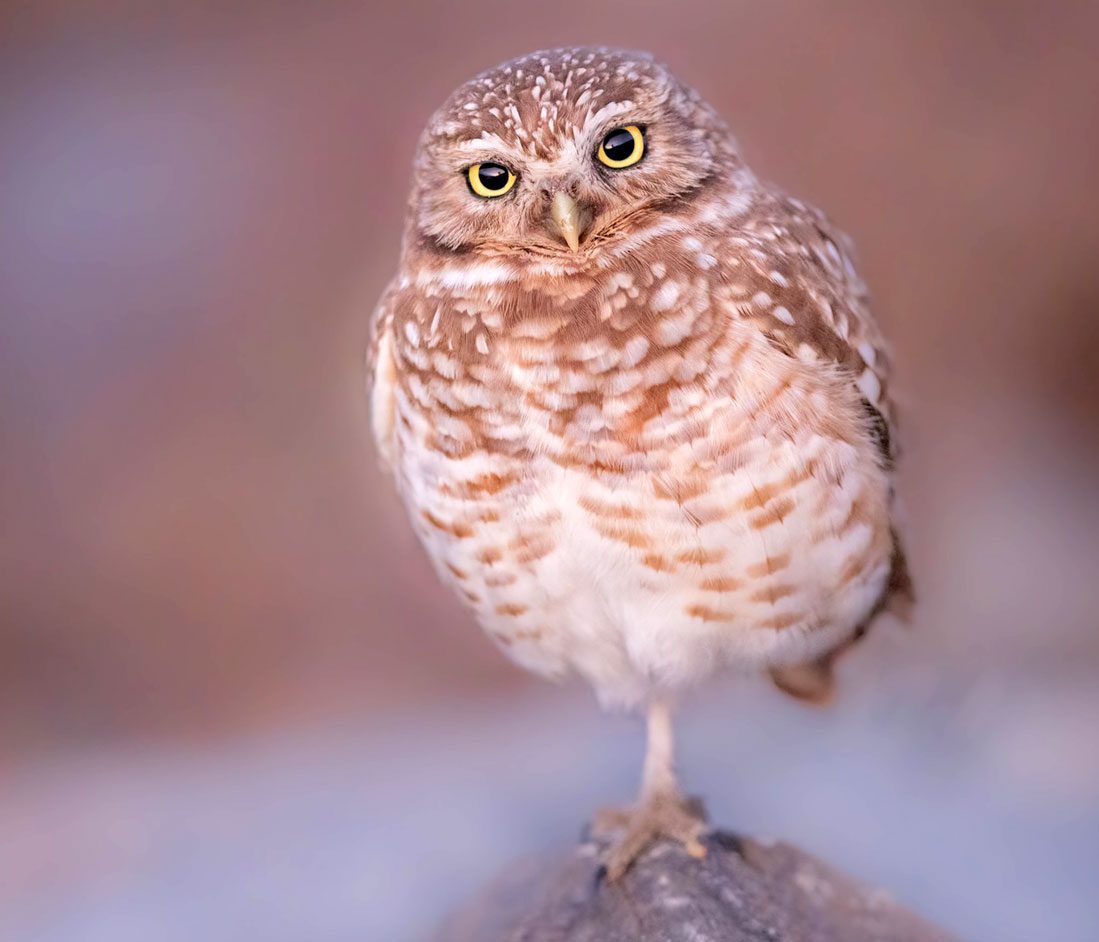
[[438, 832, 954, 942]]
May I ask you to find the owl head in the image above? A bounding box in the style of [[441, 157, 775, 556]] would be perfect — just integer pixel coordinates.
[[407, 48, 747, 264]]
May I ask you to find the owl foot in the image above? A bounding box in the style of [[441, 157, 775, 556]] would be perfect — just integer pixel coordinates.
[[591, 791, 709, 881]]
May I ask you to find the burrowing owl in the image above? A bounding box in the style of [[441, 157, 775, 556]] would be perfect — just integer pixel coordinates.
[[369, 47, 910, 878]]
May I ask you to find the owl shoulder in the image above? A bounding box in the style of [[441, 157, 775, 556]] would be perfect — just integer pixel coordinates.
[[714, 193, 900, 461]]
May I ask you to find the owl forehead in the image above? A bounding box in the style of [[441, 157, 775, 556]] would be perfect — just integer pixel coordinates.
[[429, 48, 669, 161]]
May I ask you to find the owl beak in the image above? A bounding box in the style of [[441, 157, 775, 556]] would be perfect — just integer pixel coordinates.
[[549, 191, 583, 252]]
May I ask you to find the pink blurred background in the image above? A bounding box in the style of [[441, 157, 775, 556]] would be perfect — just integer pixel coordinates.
[[2, 3, 1098, 940]]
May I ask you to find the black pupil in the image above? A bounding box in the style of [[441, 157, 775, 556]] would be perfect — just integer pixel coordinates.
[[477, 164, 509, 190], [603, 128, 637, 161]]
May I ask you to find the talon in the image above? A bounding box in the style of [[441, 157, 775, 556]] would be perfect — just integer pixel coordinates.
[[594, 791, 709, 880]]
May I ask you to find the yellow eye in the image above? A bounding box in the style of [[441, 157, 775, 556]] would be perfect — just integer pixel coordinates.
[[597, 125, 645, 169], [467, 162, 516, 198]]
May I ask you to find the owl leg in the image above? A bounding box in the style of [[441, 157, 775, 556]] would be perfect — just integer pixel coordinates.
[[591, 699, 708, 881]]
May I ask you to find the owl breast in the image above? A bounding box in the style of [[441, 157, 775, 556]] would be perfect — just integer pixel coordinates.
[[384, 247, 895, 708]]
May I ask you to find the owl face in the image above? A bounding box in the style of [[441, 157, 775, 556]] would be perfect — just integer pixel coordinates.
[[409, 48, 738, 263]]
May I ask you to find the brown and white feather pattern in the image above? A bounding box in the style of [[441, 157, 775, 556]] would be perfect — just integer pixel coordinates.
[[369, 48, 908, 708]]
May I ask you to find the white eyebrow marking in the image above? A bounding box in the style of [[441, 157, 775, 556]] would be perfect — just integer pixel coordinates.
[[453, 134, 515, 155], [587, 100, 636, 126]]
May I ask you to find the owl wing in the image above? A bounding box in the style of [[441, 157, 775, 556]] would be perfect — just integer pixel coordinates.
[[367, 283, 400, 472], [729, 196, 913, 700], [730, 195, 900, 465]]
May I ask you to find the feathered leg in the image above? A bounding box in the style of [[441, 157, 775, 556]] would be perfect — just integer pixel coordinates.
[[592, 699, 708, 880]]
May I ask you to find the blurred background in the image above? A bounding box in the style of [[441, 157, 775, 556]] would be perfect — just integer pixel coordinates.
[[2, 2, 1098, 940]]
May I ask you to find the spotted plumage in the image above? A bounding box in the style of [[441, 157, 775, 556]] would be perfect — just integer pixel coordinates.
[[368, 47, 910, 876]]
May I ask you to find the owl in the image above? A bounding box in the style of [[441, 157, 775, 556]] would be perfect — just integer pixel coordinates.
[[368, 47, 911, 879]]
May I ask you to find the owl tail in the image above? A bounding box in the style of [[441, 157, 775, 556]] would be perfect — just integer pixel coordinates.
[[770, 532, 915, 706], [769, 657, 837, 706]]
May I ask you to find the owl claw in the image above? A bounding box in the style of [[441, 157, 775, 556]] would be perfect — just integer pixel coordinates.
[[592, 791, 709, 881]]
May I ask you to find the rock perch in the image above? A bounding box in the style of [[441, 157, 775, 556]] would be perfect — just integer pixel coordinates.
[[433, 831, 955, 942]]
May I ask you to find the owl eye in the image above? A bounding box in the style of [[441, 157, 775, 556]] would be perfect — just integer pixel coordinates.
[[596, 125, 645, 169], [467, 162, 516, 198]]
